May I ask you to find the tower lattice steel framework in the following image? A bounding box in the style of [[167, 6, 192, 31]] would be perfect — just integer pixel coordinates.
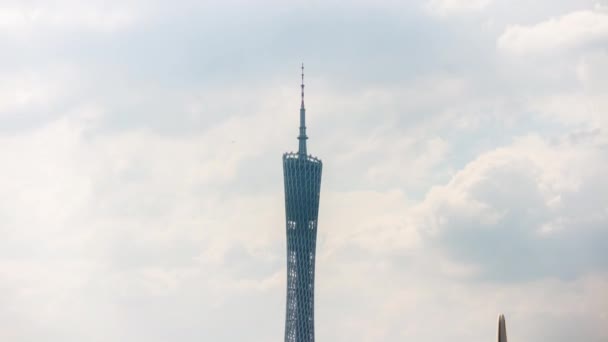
[[283, 64, 322, 342]]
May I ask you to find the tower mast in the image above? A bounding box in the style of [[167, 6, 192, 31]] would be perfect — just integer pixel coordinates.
[[298, 63, 308, 156]]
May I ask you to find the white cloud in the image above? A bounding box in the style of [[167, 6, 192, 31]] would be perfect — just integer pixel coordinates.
[[526, 51, 608, 131], [313, 127, 608, 340], [427, 0, 492, 15], [318, 248, 608, 341], [319, 189, 419, 258], [0, 67, 79, 117], [0, 102, 290, 340], [0, 1, 138, 34], [0, 0, 607, 340], [498, 10, 608, 55], [405, 132, 608, 281]]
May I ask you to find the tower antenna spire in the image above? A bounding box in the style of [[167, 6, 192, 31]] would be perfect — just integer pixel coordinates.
[[298, 63, 308, 156], [301, 63, 305, 109]]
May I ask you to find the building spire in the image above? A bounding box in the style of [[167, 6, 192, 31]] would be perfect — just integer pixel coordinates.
[[498, 314, 507, 342], [298, 63, 308, 156], [301, 63, 305, 109]]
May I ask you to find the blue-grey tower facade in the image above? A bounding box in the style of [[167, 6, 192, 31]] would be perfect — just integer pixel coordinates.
[[283, 64, 322, 342]]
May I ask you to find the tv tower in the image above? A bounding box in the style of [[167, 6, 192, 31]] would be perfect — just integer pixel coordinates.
[[282, 64, 323, 342]]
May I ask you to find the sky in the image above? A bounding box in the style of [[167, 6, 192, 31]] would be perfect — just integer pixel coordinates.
[[0, 0, 607, 341]]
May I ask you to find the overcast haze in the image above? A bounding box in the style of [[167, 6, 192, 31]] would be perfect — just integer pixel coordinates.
[[1, 0, 607, 341]]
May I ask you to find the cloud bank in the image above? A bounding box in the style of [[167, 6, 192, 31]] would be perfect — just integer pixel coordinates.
[[0, 0, 606, 341]]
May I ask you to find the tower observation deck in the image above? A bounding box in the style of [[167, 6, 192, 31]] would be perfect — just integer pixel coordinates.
[[282, 64, 323, 342]]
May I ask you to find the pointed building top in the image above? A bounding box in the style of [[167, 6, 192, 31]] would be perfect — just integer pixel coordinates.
[[498, 314, 508, 342]]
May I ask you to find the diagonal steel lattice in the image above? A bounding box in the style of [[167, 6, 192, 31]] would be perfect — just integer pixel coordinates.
[[282, 64, 323, 342]]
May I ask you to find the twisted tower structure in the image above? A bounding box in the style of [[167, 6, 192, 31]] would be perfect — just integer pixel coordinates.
[[283, 64, 323, 342]]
